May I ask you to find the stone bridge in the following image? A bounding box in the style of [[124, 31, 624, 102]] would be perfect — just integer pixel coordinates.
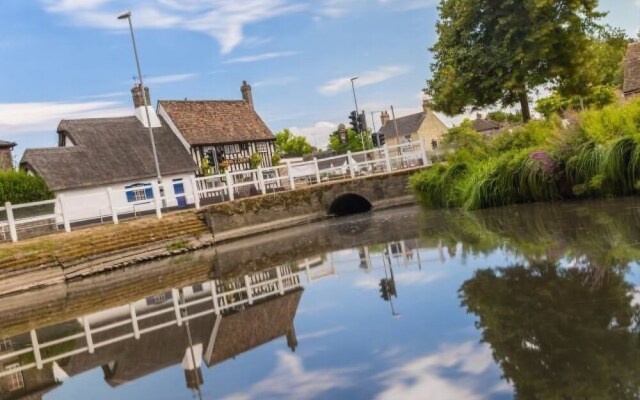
[[203, 167, 426, 242]]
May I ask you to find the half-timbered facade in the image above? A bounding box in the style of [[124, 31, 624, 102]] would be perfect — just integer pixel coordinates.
[[158, 81, 276, 175]]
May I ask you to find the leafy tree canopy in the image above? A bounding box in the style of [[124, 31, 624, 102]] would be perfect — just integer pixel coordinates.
[[426, 0, 606, 122], [328, 128, 369, 154], [274, 129, 313, 157]]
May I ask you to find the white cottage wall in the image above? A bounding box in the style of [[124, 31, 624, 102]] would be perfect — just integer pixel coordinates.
[[54, 173, 196, 224]]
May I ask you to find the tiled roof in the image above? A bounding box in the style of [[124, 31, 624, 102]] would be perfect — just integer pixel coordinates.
[[0, 140, 16, 149], [20, 116, 197, 191], [472, 118, 501, 132], [159, 100, 274, 146], [624, 43, 640, 96], [379, 112, 425, 138]]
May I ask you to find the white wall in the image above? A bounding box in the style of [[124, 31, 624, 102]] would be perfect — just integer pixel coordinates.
[[55, 172, 196, 223]]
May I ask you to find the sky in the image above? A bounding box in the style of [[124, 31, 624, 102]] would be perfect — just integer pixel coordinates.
[[0, 0, 638, 160]]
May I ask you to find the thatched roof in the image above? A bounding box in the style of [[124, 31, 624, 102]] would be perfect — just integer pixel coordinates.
[[0, 140, 16, 149], [380, 112, 424, 138], [20, 116, 196, 191], [158, 100, 274, 146], [624, 43, 640, 97]]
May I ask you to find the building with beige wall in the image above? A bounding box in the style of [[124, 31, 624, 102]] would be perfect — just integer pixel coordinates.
[[379, 100, 449, 147]]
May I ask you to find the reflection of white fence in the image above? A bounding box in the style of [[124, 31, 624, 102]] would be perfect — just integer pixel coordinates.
[[3, 140, 438, 242], [0, 265, 302, 379]]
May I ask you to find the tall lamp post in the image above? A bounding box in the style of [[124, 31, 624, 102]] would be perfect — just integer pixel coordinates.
[[350, 77, 365, 151], [118, 11, 162, 184]]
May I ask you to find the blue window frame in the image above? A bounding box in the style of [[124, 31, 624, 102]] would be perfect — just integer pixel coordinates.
[[125, 183, 154, 203]]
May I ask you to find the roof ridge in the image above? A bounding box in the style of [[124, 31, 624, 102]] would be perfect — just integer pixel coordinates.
[[158, 99, 246, 104]]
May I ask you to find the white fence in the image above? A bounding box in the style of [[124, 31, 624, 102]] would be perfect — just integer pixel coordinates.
[[2, 140, 438, 243], [0, 264, 302, 380]]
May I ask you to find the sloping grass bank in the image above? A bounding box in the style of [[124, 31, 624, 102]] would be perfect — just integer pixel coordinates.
[[410, 99, 640, 210]]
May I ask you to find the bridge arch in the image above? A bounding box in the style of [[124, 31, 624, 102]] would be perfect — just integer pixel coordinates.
[[328, 193, 372, 216]]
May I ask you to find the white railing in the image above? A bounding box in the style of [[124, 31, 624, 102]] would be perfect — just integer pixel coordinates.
[[2, 140, 437, 242], [0, 264, 302, 379]]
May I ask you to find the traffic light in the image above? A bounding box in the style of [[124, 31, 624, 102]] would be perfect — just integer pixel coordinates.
[[379, 279, 390, 301], [358, 112, 367, 133], [379, 132, 386, 146], [371, 132, 379, 147], [349, 111, 358, 132]]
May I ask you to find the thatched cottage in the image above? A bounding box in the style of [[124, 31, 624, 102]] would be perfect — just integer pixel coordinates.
[[0, 141, 16, 170]]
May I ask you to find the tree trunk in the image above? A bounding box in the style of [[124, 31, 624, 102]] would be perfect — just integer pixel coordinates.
[[519, 91, 531, 123]]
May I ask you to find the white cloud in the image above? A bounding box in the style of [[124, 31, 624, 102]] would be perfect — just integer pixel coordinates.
[[223, 51, 298, 64], [222, 351, 360, 400], [354, 270, 444, 290], [42, 0, 306, 54], [375, 342, 509, 400], [289, 121, 338, 150], [253, 76, 299, 88], [377, 0, 439, 10], [144, 72, 198, 85], [298, 326, 346, 341], [318, 65, 412, 95], [0, 101, 131, 135]]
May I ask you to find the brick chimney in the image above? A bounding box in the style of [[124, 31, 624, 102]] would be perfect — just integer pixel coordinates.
[[380, 111, 390, 127], [241, 80, 253, 107], [422, 98, 432, 114], [131, 84, 151, 108], [131, 84, 161, 128]]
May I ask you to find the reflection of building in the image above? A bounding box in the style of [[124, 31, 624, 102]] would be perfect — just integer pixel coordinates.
[[0, 265, 303, 399]]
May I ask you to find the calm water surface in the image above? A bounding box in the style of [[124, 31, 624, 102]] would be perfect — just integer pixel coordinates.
[[3, 198, 640, 399]]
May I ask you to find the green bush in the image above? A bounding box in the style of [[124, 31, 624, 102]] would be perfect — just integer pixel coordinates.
[[411, 98, 640, 210], [0, 170, 53, 204]]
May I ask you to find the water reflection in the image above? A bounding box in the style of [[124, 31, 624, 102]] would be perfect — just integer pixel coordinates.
[[461, 261, 640, 399], [4, 199, 640, 399]]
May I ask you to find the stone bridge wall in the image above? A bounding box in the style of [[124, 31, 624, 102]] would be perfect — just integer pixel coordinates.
[[204, 167, 422, 241]]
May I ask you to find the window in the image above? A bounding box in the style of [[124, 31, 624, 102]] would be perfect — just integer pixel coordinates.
[[125, 184, 153, 203], [256, 142, 268, 153], [4, 363, 24, 391], [239, 143, 249, 151], [224, 144, 240, 154]]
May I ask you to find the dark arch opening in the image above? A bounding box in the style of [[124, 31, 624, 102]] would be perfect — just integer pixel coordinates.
[[329, 193, 372, 217]]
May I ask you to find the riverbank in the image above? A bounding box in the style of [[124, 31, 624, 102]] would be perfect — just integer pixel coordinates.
[[0, 169, 419, 296], [410, 98, 640, 210]]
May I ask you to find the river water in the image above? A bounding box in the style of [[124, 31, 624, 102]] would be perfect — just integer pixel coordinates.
[[3, 198, 640, 399]]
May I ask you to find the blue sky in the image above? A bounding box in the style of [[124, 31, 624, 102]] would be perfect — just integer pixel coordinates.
[[0, 0, 637, 160]]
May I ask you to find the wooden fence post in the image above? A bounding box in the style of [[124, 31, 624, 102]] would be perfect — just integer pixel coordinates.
[[190, 176, 201, 209], [58, 195, 71, 232], [313, 157, 321, 184], [5, 202, 17, 243], [106, 188, 118, 224], [151, 182, 162, 220], [225, 171, 235, 201], [286, 161, 296, 190]]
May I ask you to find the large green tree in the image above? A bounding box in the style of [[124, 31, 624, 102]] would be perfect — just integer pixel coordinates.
[[274, 129, 313, 157], [426, 0, 605, 122]]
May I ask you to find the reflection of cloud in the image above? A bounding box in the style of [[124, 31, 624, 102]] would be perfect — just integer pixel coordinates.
[[223, 351, 361, 400], [298, 326, 346, 341], [354, 270, 444, 290], [375, 342, 509, 400]]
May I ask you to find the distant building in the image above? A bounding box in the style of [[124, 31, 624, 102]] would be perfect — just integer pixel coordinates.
[[0, 141, 16, 170], [472, 113, 501, 138], [379, 99, 449, 147], [624, 42, 640, 99], [158, 81, 276, 175], [20, 85, 197, 222]]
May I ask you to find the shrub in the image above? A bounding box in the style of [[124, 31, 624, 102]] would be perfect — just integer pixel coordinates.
[[0, 170, 53, 204]]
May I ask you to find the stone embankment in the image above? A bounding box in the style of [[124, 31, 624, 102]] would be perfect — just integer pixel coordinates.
[[0, 169, 421, 296]]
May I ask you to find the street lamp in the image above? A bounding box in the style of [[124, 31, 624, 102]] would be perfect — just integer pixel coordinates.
[[118, 11, 162, 184], [350, 77, 365, 151]]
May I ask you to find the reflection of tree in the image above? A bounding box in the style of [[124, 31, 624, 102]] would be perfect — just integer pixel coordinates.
[[419, 200, 640, 268], [460, 261, 640, 399]]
